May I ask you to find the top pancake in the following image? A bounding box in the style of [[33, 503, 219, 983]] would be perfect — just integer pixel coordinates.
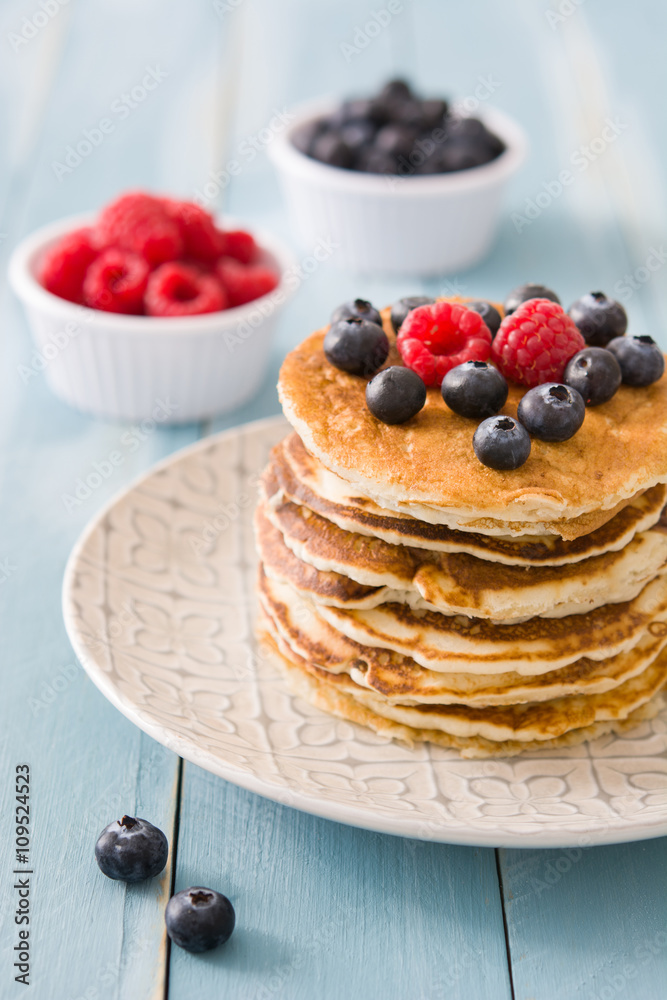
[[270, 434, 667, 553], [278, 304, 667, 527]]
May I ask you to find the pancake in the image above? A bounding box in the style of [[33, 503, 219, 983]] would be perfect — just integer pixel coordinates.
[[269, 436, 667, 560], [262, 491, 667, 622], [259, 569, 667, 706], [256, 503, 386, 609], [351, 654, 667, 742], [278, 307, 667, 529], [313, 571, 667, 674], [260, 625, 666, 758]]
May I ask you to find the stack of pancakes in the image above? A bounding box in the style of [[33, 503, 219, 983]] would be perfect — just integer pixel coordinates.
[[256, 305, 667, 757]]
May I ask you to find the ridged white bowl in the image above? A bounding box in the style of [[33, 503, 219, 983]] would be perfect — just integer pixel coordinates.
[[9, 214, 296, 423], [269, 100, 528, 276]]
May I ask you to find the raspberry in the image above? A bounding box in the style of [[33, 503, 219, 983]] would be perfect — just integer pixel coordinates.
[[95, 192, 182, 266], [396, 301, 492, 387], [492, 299, 585, 387], [82, 248, 149, 314], [145, 262, 227, 317], [216, 258, 279, 307], [220, 229, 258, 265], [39, 227, 97, 303], [162, 199, 225, 262]]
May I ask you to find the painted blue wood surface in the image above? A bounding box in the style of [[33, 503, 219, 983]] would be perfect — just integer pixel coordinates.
[[0, 2, 212, 997], [169, 765, 511, 1000], [500, 839, 667, 1000], [0, 0, 666, 998]]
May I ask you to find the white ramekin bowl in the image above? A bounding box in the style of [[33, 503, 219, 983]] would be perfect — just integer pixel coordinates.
[[269, 100, 528, 276], [9, 214, 296, 423]]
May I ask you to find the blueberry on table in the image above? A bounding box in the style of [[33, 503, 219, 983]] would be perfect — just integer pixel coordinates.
[[568, 291, 627, 347], [324, 317, 389, 376], [366, 366, 426, 424], [331, 298, 382, 327], [517, 383, 585, 442], [165, 887, 236, 954], [473, 416, 531, 470], [504, 284, 560, 315], [95, 815, 168, 882], [606, 335, 665, 387], [564, 348, 622, 406], [390, 296, 435, 333], [466, 300, 502, 338], [441, 361, 508, 419]]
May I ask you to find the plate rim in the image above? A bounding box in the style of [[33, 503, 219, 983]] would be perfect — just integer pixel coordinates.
[[62, 415, 667, 849]]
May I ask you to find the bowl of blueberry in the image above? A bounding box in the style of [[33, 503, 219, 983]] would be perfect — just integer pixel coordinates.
[[269, 79, 527, 275], [9, 191, 295, 423]]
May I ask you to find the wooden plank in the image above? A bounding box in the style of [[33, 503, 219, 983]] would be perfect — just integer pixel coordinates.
[[499, 840, 667, 1000], [0, 0, 234, 995], [168, 763, 512, 1000]]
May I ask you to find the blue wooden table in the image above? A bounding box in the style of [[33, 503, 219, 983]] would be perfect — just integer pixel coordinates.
[[1, 1, 666, 997]]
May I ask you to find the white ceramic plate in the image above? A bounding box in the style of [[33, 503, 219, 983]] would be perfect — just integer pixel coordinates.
[[62, 416, 667, 848]]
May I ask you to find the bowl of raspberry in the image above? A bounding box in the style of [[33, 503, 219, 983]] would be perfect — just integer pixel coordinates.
[[9, 192, 295, 422], [269, 79, 527, 275]]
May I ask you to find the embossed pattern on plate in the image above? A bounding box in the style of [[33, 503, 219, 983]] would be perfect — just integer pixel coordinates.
[[62, 417, 667, 847]]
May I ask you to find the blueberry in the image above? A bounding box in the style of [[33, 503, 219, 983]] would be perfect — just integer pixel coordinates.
[[324, 317, 389, 376], [374, 124, 419, 159], [339, 120, 376, 155], [165, 887, 235, 954], [568, 292, 627, 347], [310, 131, 353, 168], [358, 148, 399, 174], [414, 150, 445, 175], [564, 348, 622, 405], [95, 815, 168, 882], [366, 366, 426, 424], [331, 298, 383, 327], [291, 119, 327, 156], [439, 136, 496, 171], [387, 100, 425, 129], [473, 416, 531, 470], [607, 335, 665, 387], [331, 98, 377, 126], [504, 284, 560, 315], [417, 99, 448, 130], [442, 361, 508, 419], [466, 300, 502, 338], [446, 116, 505, 157], [390, 296, 435, 333], [517, 383, 585, 442], [378, 79, 414, 103]]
